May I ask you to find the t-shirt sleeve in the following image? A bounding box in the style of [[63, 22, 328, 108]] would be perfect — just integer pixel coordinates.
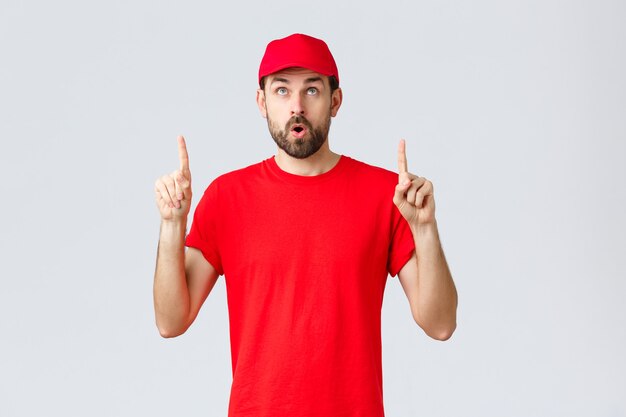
[[185, 179, 224, 276], [387, 205, 416, 277]]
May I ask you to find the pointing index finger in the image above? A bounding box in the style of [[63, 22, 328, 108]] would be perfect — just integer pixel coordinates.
[[398, 139, 408, 174], [178, 135, 190, 175]]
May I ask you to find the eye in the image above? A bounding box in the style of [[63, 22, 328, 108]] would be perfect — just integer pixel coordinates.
[[306, 87, 318, 95], [276, 87, 288, 96]]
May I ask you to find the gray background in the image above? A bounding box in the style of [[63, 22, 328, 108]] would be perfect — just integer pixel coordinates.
[[1, 0, 625, 416]]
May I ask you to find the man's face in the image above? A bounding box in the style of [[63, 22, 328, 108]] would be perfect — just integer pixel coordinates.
[[256, 67, 342, 159]]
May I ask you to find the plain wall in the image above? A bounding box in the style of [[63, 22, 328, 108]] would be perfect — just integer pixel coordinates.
[[1, 1, 624, 416]]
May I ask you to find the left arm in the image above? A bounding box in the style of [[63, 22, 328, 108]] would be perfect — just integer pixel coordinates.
[[393, 139, 458, 341]]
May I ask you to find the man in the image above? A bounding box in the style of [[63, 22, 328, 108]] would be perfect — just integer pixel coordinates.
[[154, 33, 457, 417]]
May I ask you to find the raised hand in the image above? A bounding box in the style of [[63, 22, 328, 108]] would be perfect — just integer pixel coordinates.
[[392, 139, 436, 226], [154, 135, 193, 222]]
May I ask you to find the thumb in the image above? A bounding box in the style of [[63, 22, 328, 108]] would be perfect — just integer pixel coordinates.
[[398, 171, 412, 186], [393, 182, 410, 207], [175, 171, 192, 200]]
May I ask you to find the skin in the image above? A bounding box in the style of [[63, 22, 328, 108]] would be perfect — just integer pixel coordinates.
[[394, 139, 458, 340], [153, 67, 457, 340], [256, 67, 343, 175], [153, 136, 218, 337]]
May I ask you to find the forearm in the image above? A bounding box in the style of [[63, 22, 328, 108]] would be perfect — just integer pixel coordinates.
[[153, 220, 191, 337], [411, 220, 457, 339]]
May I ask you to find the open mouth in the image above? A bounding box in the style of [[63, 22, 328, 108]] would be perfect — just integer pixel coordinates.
[[290, 124, 307, 138]]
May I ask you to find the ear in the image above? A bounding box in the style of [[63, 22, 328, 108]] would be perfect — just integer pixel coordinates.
[[330, 87, 343, 117], [256, 89, 267, 118]]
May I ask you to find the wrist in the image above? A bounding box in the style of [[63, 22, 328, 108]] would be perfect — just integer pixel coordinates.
[[410, 219, 439, 241], [160, 218, 188, 235]]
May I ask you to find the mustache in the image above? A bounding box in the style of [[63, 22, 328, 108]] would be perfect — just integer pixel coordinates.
[[286, 115, 313, 130]]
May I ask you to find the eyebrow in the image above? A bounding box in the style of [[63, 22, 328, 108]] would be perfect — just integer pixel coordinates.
[[270, 77, 290, 85], [304, 77, 323, 84], [269, 76, 324, 86]]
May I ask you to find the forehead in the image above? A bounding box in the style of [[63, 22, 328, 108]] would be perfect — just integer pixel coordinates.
[[267, 67, 327, 84]]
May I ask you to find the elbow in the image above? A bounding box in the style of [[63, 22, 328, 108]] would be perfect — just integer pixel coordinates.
[[425, 323, 456, 341], [156, 322, 188, 339], [158, 328, 183, 339], [415, 314, 456, 341]]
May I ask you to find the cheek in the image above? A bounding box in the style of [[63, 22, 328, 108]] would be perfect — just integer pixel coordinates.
[[267, 112, 286, 129], [309, 98, 330, 113], [265, 99, 287, 116]]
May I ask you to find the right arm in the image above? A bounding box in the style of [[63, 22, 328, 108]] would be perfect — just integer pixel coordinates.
[[153, 136, 219, 338]]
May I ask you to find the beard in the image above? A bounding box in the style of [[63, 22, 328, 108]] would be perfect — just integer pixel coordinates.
[[266, 111, 331, 159]]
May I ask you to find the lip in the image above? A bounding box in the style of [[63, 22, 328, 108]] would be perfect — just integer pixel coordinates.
[[290, 123, 308, 139]]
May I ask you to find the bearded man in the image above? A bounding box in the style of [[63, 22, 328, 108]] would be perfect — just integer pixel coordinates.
[[153, 33, 458, 417]]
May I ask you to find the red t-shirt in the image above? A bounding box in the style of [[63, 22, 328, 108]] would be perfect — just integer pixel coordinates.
[[186, 155, 415, 417]]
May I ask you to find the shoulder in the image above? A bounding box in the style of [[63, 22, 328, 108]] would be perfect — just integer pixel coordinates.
[[202, 158, 269, 192], [343, 156, 398, 186], [219, 159, 266, 182]]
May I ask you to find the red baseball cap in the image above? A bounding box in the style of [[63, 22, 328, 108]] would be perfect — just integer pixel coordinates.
[[258, 33, 339, 86]]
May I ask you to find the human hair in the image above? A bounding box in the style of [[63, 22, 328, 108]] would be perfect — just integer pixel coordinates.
[[259, 75, 339, 95]]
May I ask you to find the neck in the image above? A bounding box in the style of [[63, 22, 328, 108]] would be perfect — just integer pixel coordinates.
[[274, 141, 341, 176]]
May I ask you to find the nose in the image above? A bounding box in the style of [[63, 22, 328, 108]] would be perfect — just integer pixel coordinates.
[[290, 94, 305, 116]]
